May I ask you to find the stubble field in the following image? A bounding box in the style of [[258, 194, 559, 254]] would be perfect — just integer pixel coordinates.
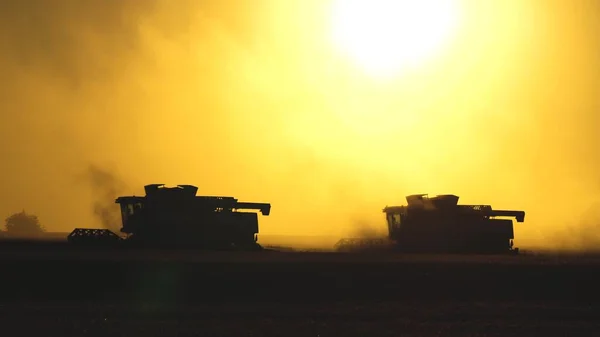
[[0, 241, 599, 336]]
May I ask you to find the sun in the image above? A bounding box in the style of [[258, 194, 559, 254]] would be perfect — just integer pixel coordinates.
[[330, 0, 461, 79]]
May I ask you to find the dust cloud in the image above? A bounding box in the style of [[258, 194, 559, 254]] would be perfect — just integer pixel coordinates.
[[549, 201, 600, 252], [346, 218, 387, 239], [0, 0, 599, 252], [77, 164, 129, 233]]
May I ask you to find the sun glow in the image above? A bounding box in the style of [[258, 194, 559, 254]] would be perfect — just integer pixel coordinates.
[[330, 0, 461, 78]]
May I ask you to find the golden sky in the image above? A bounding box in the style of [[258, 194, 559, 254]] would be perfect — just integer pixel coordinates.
[[1, 0, 599, 250]]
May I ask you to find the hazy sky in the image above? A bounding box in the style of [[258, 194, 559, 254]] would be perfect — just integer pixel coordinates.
[[1, 0, 599, 250]]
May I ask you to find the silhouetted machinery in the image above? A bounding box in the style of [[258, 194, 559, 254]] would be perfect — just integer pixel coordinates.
[[335, 194, 525, 254], [68, 184, 271, 250]]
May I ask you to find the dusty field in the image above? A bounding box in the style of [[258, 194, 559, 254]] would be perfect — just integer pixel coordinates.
[[0, 242, 599, 336]]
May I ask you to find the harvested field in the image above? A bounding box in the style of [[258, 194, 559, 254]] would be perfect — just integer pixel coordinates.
[[0, 241, 599, 336]]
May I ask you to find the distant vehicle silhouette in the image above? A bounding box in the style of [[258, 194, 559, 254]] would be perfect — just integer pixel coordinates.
[[335, 194, 525, 254], [67, 184, 271, 251]]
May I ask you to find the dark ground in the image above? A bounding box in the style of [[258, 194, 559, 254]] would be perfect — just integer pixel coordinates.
[[1, 241, 599, 336]]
